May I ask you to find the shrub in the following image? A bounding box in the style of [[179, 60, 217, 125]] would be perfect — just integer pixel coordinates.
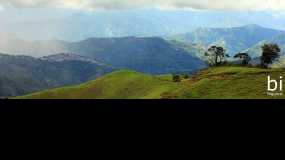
[[173, 74, 181, 82]]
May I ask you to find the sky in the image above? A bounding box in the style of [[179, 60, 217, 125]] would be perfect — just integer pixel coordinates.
[[0, 0, 285, 11], [0, 0, 285, 41], [0, 0, 283, 24]]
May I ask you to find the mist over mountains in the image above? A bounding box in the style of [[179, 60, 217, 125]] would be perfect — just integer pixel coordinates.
[[1, 2, 285, 99], [1, 18, 285, 98], [1, 9, 285, 41], [1, 24, 285, 59], [2, 9, 285, 60], [172, 24, 285, 57], [15, 37, 206, 74]]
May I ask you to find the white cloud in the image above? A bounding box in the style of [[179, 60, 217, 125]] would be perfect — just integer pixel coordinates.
[[0, 0, 285, 11]]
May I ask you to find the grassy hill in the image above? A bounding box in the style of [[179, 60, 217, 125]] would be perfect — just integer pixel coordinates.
[[16, 67, 285, 99], [16, 70, 179, 99]]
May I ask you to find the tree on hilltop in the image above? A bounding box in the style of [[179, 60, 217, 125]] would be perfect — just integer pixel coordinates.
[[261, 43, 281, 68], [234, 53, 251, 65], [205, 46, 229, 66]]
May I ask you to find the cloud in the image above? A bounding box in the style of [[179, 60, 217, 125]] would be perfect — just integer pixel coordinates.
[[0, 0, 285, 11]]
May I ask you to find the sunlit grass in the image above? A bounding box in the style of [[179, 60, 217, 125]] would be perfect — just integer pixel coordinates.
[[16, 66, 285, 99]]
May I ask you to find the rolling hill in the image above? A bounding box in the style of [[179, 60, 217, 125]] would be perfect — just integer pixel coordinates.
[[0, 53, 112, 97], [17, 66, 285, 99]]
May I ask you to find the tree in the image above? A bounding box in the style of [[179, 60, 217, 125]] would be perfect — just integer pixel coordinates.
[[261, 43, 281, 68], [181, 74, 190, 79], [205, 46, 229, 66], [172, 74, 181, 82], [234, 53, 252, 65]]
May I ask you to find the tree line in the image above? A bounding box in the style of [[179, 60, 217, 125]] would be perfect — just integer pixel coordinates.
[[172, 43, 282, 82], [204, 43, 281, 68]]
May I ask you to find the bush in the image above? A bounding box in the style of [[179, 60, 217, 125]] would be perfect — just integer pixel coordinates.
[[261, 43, 280, 68], [173, 75, 181, 82], [181, 74, 190, 79]]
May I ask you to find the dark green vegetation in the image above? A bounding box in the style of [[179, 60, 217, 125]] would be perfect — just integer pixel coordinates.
[[234, 53, 252, 65], [203, 42, 282, 68], [17, 67, 285, 99], [204, 46, 229, 66], [0, 53, 112, 97], [261, 44, 281, 68]]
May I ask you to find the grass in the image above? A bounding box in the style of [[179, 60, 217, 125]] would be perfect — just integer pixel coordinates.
[[16, 66, 285, 99], [16, 70, 179, 99], [174, 66, 284, 99]]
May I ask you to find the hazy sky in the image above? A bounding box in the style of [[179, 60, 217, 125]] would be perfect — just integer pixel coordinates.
[[0, 0, 285, 11], [0, 0, 285, 41]]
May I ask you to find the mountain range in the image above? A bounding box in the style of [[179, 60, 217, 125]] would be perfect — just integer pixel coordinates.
[[0, 37, 207, 97], [0, 53, 112, 97], [1, 25, 285, 73], [2, 24, 285, 98], [2, 25, 285, 59], [244, 33, 285, 57], [2, 10, 285, 41], [172, 24, 285, 57], [0, 37, 207, 74]]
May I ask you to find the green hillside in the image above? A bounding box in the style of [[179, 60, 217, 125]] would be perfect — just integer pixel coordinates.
[[16, 70, 179, 99], [16, 67, 285, 99]]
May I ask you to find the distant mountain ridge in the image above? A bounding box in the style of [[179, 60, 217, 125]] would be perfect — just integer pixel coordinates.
[[173, 24, 285, 57], [3, 10, 285, 41], [1, 25, 285, 75], [244, 34, 285, 57], [0, 53, 112, 97], [0, 37, 207, 74]]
